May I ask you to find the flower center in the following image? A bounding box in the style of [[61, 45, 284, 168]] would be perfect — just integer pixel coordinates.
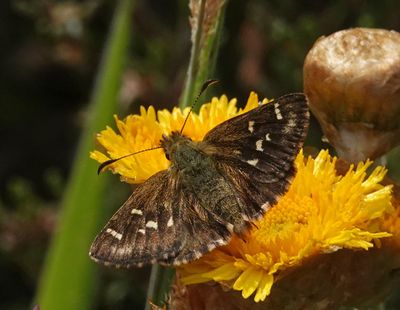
[[252, 196, 313, 244]]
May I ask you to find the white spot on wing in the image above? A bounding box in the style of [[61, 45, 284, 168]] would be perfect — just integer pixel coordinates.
[[241, 213, 250, 221], [106, 228, 123, 240], [261, 202, 272, 211], [146, 220, 158, 230], [256, 139, 264, 151], [138, 229, 146, 235], [247, 159, 259, 166], [226, 223, 234, 233], [131, 208, 143, 215], [194, 251, 202, 259], [255, 213, 264, 220], [207, 243, 216, 251], [274, 103, 283, 120], [265, 133, 271, 141], [283, 118, 297, 134], [248, 121, 255, 133], [216, 238, 225, 246], [180, 258, 188, 264], [167, 216, 173, 227], [287, 118, 296, 127]]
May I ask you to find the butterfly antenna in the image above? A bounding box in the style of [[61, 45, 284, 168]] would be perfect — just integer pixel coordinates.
[[180, 79, 219, 134], [97, 146, 162, 174], [99, 80, 217, 174]]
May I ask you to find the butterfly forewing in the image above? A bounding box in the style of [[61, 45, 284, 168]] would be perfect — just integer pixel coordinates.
[[202, 93, 309, 221]]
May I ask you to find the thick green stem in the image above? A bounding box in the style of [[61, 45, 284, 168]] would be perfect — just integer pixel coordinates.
[[145, 265, 175, 310], [35, 0, 134, 309], [179, 0, 227, 110], [179, 0, 207, 109]]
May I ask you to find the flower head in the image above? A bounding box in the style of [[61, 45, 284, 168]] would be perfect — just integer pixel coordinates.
[[90, 92, 397, 306], [178, 150, 393, 302], [90, 92, 266, 183]]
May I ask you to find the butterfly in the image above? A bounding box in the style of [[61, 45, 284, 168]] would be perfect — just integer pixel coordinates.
[[89, 92, 309, 267]]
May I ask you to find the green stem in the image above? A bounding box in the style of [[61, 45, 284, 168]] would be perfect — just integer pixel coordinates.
[[145, 265, 175, 310], [179, 0, 207, 109], [179, 0, 226, 110], [35, 0, 134, 309]]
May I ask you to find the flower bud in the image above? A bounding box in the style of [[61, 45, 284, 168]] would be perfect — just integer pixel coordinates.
[[304, 28, 400, 163]]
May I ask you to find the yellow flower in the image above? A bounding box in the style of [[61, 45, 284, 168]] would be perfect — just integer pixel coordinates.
[[90, 92, 266, 183], [178, 150, 393, 302], [91, 91, 396, 306]]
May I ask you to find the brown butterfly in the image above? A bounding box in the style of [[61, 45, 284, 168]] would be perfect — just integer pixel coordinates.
[[89, 90, 309, 267]]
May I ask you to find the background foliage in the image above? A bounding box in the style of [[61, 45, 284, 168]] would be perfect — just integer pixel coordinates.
[[1, 0, 400, 309]]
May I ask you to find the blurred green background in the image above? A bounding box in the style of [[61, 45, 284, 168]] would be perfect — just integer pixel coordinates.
[[1, 0, 400, 309]]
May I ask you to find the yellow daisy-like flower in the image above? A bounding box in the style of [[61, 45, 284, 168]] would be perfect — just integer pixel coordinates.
[[178, 150, 394, 303], [90, 92, 266, 183], [91, 91, 397, 306]]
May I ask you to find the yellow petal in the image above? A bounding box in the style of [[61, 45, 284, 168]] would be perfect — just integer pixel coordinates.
[[254, 273, 274, 302], [233, 267, 263, 299]]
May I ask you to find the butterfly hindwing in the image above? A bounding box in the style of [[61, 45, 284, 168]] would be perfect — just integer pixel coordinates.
[[90, 171, 174, 266], [89, 170, 231, 267], [202, 93, 309, 220]]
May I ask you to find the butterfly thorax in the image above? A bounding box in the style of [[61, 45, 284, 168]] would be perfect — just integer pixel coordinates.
[[160, 131, 248, 234], [160, 131, 206, 170]]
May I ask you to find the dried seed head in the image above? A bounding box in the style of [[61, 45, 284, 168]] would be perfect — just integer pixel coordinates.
[[189, 0, 226, 44], [304, 28, 400, 162]]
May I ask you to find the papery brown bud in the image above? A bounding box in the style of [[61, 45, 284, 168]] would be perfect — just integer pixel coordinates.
[[304, 28, 400, 163], [189, 0, 226, 44]]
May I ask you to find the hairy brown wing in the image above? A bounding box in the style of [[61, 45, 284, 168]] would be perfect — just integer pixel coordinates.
[[202, 93, 310, 221], [89, 170, 231, 267]]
